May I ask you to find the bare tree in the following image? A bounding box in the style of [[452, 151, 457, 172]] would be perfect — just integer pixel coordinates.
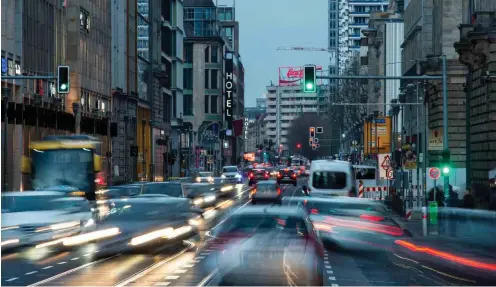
[[287, 113, 333, 160]]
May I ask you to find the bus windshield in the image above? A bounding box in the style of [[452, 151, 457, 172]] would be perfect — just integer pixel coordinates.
[[31, 149, 94, 193]]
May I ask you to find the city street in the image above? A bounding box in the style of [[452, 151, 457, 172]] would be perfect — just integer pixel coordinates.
[[4, 179, 492, 286]]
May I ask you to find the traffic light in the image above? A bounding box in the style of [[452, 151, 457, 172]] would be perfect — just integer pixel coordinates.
[[57, 66, 70, 94], [309, 127, 315, 138], [303, 65, 316, 93], [296, 143, 301, 149], [441, 150, 451, 176]]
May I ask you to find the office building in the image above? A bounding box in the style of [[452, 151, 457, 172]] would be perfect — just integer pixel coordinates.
[[245, 113, 267, 153], [265, 84, 330, 156]]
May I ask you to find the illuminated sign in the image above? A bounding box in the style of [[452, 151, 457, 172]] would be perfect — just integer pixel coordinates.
[[244, 117, 249, 140], [224, 53, 234, 129], [1, 58, 7, 74], [278, 66, 324, 86]]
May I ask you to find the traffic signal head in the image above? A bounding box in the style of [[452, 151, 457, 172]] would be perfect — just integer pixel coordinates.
[[309, 127, 315, 138], [303, 65, 316, 93], [296, 143, 301, 149], [442, 166, 450, 175], [57, 66, 70, 94]]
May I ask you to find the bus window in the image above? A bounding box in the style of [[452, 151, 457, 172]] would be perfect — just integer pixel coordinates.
[[355, 168, 376, 180]]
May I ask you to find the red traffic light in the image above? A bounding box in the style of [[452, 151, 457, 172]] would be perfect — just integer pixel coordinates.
[[296, 143, 302, 148]]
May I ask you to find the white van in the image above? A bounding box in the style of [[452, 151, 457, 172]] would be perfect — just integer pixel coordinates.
[[303, 160, 356, 197]]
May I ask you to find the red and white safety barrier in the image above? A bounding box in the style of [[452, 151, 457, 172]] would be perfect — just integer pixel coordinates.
[[358, 182, 364, 198], [364, 186, 387, 200]]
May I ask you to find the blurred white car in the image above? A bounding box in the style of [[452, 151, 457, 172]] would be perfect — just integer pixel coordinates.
[[196, 172, 214, 184], [1, 191, 95, 250]]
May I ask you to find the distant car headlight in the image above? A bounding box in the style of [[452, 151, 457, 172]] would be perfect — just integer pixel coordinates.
[[208, 177, 214, 183], [196, 177, 201, 183], [235, 174, 242, 179], [221, 174, 226, 178]]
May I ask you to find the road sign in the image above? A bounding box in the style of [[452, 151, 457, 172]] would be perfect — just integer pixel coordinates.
[[386, 169, 394, 179], [429, 167, 441, 180], [380, 154, 391, 169]]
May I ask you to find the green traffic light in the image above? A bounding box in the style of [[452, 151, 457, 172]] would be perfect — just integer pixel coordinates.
[[306, 82, 313, 90], [60, 84, 67, 91], [442, 166, 450, 174]]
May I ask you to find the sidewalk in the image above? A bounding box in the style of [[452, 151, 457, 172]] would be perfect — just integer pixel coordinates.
[[389, 212, 425, 238]]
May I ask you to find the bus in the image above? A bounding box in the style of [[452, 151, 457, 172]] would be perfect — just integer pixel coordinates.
[[21, 135, 106, 201]]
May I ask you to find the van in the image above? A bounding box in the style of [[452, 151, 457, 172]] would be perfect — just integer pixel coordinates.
[[303, 160, 357, 197]]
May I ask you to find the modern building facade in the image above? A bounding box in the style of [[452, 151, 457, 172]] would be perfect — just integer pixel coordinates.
[[256, 98, 267, 109], [265, 84, 330, 156], [245, 113, 267, 153]]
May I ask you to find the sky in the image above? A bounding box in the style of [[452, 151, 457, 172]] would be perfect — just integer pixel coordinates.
[[217, 0, 329, 107]]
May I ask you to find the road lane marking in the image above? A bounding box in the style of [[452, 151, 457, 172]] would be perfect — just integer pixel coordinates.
[[325, 260, 330, 264], [83, 253, 91, 257], [154, 282, 170, 286], [197, 268, 219, 287], [325, 265, 332, 269], [195, 256, 205, 260], [6, 277, 18, 282], [182, 264, 195, 268], [29, 254, 120, 287], [329, 276, 336, 281], [57, 261, 67, 265], [113, 242, 194, 287], [42, 266, 53, 270], [174, 269, 188, 274], [25, 271, 38, 275], [327, 270, 334, 274], [70, 257, 79, 261], [164, 276, 180, 280], [331, 284, 339, 287]]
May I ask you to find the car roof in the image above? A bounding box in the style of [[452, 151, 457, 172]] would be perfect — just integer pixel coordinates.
[[235, 205, 307, 217], [2, 191, 67, 197]]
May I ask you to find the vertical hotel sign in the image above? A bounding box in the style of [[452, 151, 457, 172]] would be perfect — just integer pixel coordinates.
[[225, 52, 234, 129]]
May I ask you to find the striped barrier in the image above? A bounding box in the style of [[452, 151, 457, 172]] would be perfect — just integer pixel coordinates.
[[365, 186, 387, 200], [358, 181, 364, 198]]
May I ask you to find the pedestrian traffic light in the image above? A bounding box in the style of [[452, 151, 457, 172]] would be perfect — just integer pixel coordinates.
[[303, 65, 316, 93], [57, 66, 70, 94], [441, 150, 451, 176]]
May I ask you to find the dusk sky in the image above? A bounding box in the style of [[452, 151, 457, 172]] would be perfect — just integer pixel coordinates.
[[217, 0, 329, 107]]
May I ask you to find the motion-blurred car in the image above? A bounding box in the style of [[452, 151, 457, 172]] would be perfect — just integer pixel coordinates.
[[251, 180, 281, 204], [221, 166, 243, 184], [1, 191, 95, 251], [248, 168, 270, 186], [202, 206, 324, 286], [69, 196, 199, 255], [283, 196, 405, 251], [195, 172, 214, 184], [277, 168, 297, 186]]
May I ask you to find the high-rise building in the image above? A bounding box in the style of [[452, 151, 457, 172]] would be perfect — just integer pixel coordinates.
[[256, 98, 267, 109], [265, 84, 330, 156]]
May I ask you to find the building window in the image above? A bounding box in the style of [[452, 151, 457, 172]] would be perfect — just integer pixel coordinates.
[[184, 43, 193, 62], [205, 69, 210, 88], [80, 9, 90, 33], [210, 95, 218, 113], [210, 69, 218, 89], [184, 8, 194, 19], [205, 95, 209, 113], [204, 46, 210, 62], [183, 68, 193, 89], [172, 91, 177, 118], [183, 94, 193, 115], [211, 46, 218, 63]]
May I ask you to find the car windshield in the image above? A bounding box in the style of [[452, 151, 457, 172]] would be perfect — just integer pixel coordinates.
[[199, 172, 212, 177], [30, 149, 94, 193], [312, 171, 347, 189], [142, 183, 183, 197], [223, 167, 238, 173], [214, 214, 308, 237], [256, 182, 278, 192]]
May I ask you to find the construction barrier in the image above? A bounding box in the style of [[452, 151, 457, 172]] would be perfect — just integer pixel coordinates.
[[365, 186, 387, 200], [358, 181, 364, 198]]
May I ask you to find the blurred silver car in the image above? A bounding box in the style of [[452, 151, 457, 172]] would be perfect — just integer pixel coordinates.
[[196, 172, 214, 184], [1, 191, 95, 250], [202, 206, 324, 286]]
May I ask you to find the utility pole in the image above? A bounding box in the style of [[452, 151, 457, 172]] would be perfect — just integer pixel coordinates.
[[2, 87, 10, 191]]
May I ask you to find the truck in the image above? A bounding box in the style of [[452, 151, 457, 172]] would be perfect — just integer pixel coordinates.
[[21, 135, 106, 201]]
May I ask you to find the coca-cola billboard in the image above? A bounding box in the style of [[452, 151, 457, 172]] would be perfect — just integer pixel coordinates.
[[278, 66, 323, 86]]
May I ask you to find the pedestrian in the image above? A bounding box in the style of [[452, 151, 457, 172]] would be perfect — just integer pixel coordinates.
[[462, 188, 475, 209]]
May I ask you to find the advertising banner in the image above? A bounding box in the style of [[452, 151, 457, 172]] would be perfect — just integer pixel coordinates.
[[278, 66, 324, 86], [364, 116, 392, 155]]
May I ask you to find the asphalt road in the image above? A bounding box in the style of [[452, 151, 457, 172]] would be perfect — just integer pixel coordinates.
[[2, 179, 491, 286]]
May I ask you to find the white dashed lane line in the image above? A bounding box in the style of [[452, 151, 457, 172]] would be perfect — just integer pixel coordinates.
[[327, 270, 334, 274], [57, 261, 67, 265], [329, 276, 336, 281], [174, 269, 188, 274], [6, 277, 18, 282], [331, 284, 339, 287], [71, 257, 80, 261], [42, 266, 53, 270], [195, 256, 205, 260], [182, 264, 195, 268], [154, 282, 171, 286], [164, 276, 180, 280], [325, 265, 332, 269], [25, 271, 38, 275]]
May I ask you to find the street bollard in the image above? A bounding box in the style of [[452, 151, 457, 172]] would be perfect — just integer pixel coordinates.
[[422, 206, 427, 236]]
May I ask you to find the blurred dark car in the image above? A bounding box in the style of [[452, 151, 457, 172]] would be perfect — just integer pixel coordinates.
[[201, 206, 324, 286], [72, 196, 198, 256], [248, 169, 269, 186], [251, 180, 281, 205], [277, 168, 297, 186], [283, 196, 405, 251]]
